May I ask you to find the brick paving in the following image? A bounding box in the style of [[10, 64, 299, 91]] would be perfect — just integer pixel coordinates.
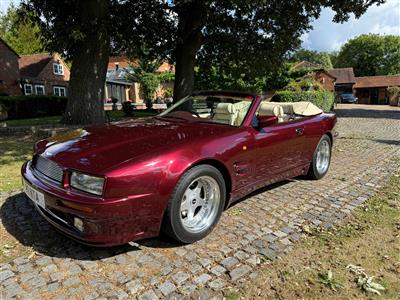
[[1, 104, 399, 299]]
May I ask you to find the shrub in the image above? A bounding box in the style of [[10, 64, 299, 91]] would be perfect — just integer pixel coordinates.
[[0, 95, 68, 119], [158, 73, 175, 83], [273, 90, 334, 112], [122, 101, 134, 116], [0, 103, 7, 121], [387, 86, 400, 106]]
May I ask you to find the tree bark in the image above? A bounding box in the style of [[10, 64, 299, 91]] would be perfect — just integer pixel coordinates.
[[173, 1, 206, 102], [63, 0, 110, 125]]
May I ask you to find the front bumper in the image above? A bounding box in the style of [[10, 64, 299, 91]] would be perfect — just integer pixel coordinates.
[[21, 161, 160, 246]]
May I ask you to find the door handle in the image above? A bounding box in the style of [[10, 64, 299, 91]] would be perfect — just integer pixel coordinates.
[[295, 128, 304, 135]]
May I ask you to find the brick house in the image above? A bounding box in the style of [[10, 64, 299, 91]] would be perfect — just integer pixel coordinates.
[[291, 61, 336, 92], [106, 56, 174, 104], [328, 68, 356, 94], [312, 70, 336, 92], [19, 53, 70, 96], [0, 38, 22, 96], [353, 75, 400, 104]]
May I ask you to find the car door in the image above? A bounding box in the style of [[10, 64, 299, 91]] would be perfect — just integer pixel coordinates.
[[253, 119, 306, 184]]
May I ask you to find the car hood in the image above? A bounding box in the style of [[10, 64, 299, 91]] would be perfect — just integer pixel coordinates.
[[37, 117, 233, 174]]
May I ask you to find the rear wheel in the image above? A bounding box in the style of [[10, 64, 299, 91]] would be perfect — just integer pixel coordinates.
[[162, 165, 226, 243], [308, 134, 332, 180]]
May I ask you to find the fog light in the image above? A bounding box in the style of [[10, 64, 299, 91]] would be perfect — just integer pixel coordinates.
[[74, 217, 84, 231]]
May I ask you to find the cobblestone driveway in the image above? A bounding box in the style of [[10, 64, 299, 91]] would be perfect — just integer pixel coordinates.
[[1, 104, 399, 299]]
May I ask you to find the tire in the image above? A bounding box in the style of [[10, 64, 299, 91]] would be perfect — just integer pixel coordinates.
[[307, 134, 332, 180], [162, 165, 226, 243]]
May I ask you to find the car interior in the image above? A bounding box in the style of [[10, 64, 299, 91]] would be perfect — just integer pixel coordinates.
[[163, 95, 323, 127]]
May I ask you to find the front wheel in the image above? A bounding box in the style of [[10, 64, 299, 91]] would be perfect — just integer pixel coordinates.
[[162, 165, 226, 243], [307, 134, 332, 180]]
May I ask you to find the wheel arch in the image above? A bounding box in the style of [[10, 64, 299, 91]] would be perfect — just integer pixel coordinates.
[[325, 131, 333, 145], [191, 158, 232, 207]]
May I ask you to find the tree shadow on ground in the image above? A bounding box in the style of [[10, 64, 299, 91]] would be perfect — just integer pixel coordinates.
[[334, 107, 400, 120]]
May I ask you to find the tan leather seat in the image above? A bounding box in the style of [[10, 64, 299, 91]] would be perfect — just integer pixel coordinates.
[[213, 103, 236, 125], [233, 101, 251, 126], [258, 102, 284, 122]]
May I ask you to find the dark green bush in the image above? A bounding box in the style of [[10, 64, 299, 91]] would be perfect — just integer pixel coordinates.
[[0, 95, 67, 119], [273, 90, 334, 112]]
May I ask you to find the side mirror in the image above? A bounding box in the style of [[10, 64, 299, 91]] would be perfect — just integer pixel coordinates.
[[257, 115, 278, 128]]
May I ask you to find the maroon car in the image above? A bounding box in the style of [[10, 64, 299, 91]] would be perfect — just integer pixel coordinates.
[[22, 91, 337, 246]]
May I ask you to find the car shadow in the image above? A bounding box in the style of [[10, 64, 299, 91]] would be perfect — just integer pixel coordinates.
[[1, 178, 300, 258], [0, 193, 140, 260]]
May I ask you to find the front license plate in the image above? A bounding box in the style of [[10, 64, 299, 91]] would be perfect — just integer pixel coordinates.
[[23, 179, 45, 208]]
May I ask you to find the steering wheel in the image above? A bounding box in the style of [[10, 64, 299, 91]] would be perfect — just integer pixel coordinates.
[[189, 110, 200, 118]]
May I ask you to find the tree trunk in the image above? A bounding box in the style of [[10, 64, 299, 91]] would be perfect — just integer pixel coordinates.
[[63, 0, 110, 125], [173, 2, 206, 102]]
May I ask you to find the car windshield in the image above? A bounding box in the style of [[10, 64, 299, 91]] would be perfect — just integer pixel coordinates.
[[159, 94, 254, 127]]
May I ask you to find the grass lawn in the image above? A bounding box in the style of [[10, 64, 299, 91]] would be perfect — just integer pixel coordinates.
[[0, 135, 35, 193], [0, 110, 157, 127], [0, 110, 158, 192], [225, 171, 400, 299]]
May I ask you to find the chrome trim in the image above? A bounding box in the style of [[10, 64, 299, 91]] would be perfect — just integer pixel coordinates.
[[34, 155, 63, 183]]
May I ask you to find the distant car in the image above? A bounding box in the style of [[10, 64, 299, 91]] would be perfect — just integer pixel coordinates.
[[22, 91, 337, 246], [339, 93, 358, 104]]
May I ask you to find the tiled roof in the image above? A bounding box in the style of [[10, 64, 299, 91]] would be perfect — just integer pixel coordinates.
[[0, 37, 20, 57], [108, 56, 174, 73], [354, 75, 400, 88], [19, 53, 52, 77], [328, 68, 356, 84]]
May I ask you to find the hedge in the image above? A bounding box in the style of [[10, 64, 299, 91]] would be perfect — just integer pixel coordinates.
[[272, 90, 334, 112], [0, 95, 67, 120]]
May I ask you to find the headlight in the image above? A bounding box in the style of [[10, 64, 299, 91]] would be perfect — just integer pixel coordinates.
[[70, 172, 104, 196]]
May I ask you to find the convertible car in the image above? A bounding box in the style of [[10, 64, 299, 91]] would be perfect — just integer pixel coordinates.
[[22, 91, 337, 246]]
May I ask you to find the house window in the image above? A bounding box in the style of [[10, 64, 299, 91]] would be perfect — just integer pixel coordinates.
[[24, 84, 33, 95], [53, 63, 64, 75], [53, 86, 66, 97], [35, 85, 45, 95]]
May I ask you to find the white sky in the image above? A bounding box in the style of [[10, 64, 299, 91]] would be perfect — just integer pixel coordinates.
[[302, 0, 400, 51], [1, 0, 399, 52]]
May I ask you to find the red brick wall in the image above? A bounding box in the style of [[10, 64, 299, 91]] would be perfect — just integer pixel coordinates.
[[0, 41, 22, 95], [23, 55, 70, 96], [314, 71, 335, 92]]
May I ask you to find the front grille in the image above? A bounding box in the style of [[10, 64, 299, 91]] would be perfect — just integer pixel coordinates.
[[34, 155, 64, 182]]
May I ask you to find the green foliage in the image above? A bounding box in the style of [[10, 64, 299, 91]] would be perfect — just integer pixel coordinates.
[[164, 88, 173, 98], [0, 3, 45, 54], [346, 265, 386, 295], [140, 73, 160, 104], [284, 78, 324, 92], [335, 34, 400, 76], [319, 270, 344, 291], [290, 49, 333, 69], [127, 58, 160, 106], [0, 95, 67, 119], [274, 90, 334, 112], [195, 63, 266, 93], [387, 86, 400, 106], [158, 73, 175, 83]]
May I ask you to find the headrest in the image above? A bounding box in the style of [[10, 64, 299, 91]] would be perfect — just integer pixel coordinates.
[[258, 103, 284, 117], [215, 102, 236, 114], [233, 101, 251, 110]]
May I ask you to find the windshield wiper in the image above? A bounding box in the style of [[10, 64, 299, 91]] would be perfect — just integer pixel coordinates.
[[155, 115, 188, 121]]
